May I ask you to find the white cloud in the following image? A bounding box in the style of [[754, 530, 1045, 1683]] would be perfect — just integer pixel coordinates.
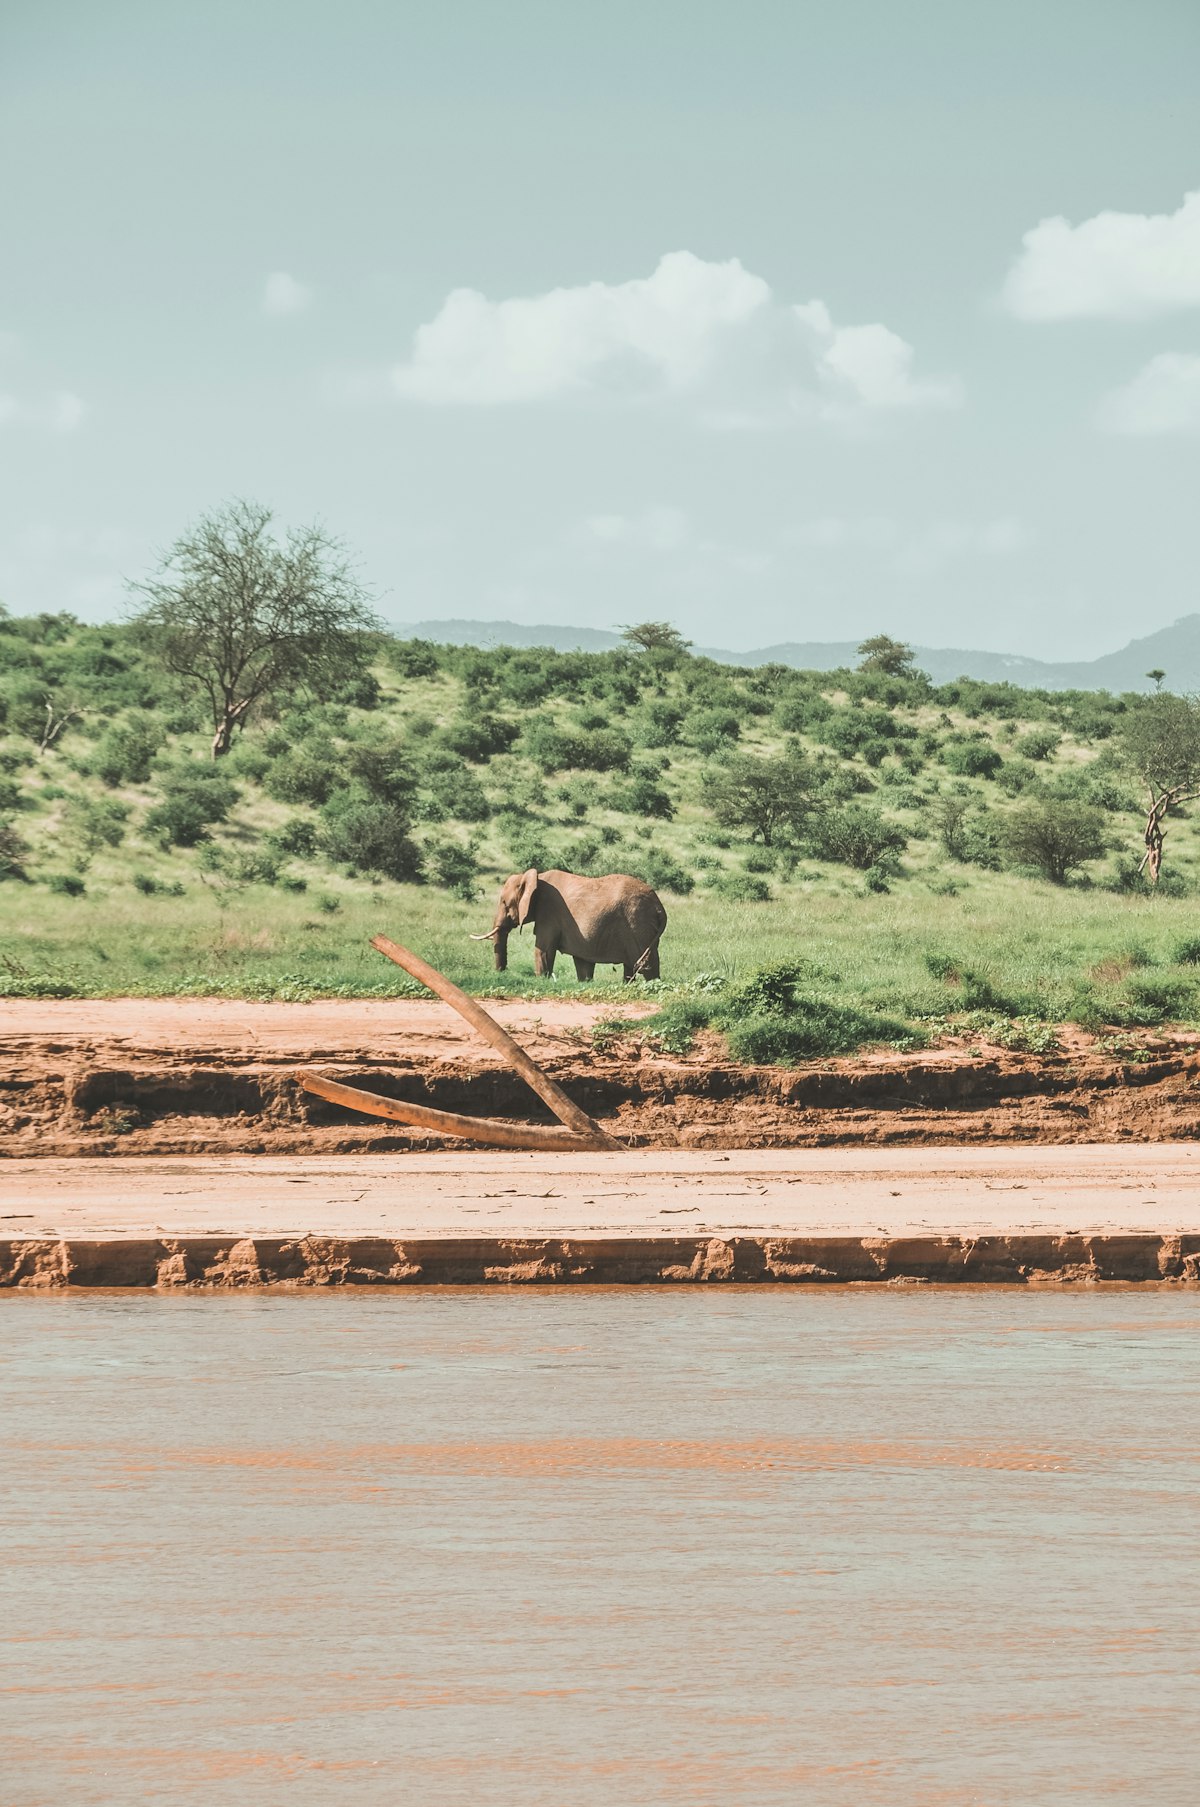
[[780, 515, 1029, 571], [392, 251, 960, 421], [1003, 190, 1200, 322], [261, 271, 312, 316], [1097, 353, 1200, 436]]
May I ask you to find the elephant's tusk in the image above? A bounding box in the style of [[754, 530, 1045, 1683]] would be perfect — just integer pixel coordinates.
[[469, 929, 501, 940]]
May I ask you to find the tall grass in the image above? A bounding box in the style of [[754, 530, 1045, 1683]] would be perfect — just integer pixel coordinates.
[[5, 869, 1200, 1027]]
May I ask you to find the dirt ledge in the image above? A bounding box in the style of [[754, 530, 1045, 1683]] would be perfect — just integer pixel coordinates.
[[4, 1231, 1199, 1288]]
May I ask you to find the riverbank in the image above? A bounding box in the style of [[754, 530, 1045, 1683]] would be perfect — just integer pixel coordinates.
[[5, 1146, 1200, 1287], [5, 997, 1200, 1156]]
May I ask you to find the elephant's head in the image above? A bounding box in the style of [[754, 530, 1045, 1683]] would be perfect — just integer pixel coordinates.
[[470, 868, 538, 971]]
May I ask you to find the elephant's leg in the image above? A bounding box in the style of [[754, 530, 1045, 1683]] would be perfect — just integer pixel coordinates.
[[534, 943, 557, 977], [641, 946, 660, 981], [573, 957, 596, 983]]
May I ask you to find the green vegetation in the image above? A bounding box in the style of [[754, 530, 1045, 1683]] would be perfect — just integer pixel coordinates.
[[6, 593, 1200, 1058]]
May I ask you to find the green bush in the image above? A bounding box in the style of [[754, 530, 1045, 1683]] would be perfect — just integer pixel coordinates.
[[707, 871, 771, 902], [424, 836, 478, 898], [145, 768, 239, 847], [0, 819, 30, 879], [810, 804, 907, 870], [318, 794, 422, 880], [522, 719, 632, 774], [726, 999, 916, 1063], [89, 713, 165, 786], [440, 713, 519, 761], [607, 770, 675, 820], [266, 816, 319, 858], [48, 872, 86, 897], [263, 735, 340, 807], [942, 736, 1003, 779], [681, 707, 741, 755], [1014, 727, 1060, 761]]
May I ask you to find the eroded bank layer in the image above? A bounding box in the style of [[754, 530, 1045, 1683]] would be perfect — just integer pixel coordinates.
[[4, 1232, 1200, 1287]]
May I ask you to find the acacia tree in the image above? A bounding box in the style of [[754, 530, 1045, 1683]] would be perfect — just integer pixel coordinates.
[[619, 620, 692, 656], [857, 634, 917, 677], [128, 500, 381, 756], [1118, 692, 1200, 882], [709, 747, 818, 846]]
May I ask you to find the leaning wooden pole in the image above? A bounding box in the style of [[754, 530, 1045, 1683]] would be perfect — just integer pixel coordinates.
[[293, 1068, 604, 1152], [369, 935, 624, 1152]]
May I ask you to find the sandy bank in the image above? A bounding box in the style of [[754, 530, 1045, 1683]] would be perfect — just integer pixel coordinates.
[[4, 1146, 1200, 1287]]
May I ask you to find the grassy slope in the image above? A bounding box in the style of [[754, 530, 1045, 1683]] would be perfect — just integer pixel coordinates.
[[3, 625, 1200, 1032]]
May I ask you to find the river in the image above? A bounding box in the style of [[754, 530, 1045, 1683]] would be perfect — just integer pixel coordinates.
[[3, 1289, 1198, 1804]]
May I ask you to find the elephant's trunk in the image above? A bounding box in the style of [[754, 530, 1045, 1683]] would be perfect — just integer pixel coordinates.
[[492, 922, 511, 971]]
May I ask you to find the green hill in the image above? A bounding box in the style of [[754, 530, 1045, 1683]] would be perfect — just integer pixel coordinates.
[[3, 607, 1200, 1050]]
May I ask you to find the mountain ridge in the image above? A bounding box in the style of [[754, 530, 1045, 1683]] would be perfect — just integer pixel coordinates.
[[394, 615, 1200, 693]]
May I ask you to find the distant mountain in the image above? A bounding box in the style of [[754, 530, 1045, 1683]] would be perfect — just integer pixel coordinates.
[[397, 615, 1200, 694]]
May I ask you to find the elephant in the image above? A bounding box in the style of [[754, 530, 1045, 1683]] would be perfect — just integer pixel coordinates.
[[472, 868, 667, 983]]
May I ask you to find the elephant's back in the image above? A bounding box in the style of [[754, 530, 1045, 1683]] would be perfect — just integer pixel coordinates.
[[541, 870, 666, 948]]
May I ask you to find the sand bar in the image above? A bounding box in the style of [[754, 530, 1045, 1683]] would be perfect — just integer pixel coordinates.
[[4, 1145, 1200, 1286]]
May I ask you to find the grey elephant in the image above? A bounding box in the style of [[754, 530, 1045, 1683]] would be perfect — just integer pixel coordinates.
[[472, 868, 667, 982]]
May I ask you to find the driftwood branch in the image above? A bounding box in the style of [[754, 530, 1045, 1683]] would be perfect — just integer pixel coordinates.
[[293, 1069, 605, 1151], [369, 935, 622, 1151]]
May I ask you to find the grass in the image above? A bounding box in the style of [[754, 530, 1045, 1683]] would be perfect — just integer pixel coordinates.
[[6, 870, 1200, 1037]]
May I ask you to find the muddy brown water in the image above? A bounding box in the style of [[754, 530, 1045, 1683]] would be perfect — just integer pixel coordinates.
[[3, 1292, 1199, 1805]]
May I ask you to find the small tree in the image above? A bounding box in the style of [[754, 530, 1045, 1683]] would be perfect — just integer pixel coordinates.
[[129, 500, 381, 757], [857, 634, 917, 677], [1001, 798, 1106, 885], [619, 620, 692, 656], [709, 749, 818, 847], [1118, 692, 1200, 882], [1146, 668, 1166, 691]]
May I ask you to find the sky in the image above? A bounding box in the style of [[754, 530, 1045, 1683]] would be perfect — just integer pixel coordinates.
[[1, 0, 1198, 660]]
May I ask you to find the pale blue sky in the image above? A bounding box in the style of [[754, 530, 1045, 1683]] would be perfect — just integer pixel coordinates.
[[2, 0, 1198, 657]]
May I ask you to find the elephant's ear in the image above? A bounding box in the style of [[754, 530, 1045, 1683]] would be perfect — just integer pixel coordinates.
[[517, 868, 539, 926]]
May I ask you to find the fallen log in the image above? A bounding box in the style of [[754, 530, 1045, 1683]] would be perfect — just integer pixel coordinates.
[[293, 1068, 602, 1152], [369, 934, 623, 1152]]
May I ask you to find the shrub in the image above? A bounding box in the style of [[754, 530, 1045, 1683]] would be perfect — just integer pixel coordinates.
[[630, 701, 682, 747], [145, 769, 239, 847], [132, 872, 185, 897], [680, 707, 741, 754], [942, 736, 1003, 779], [318, 794, 422, 880], [707, 871, 771, 902], [1014, 727, 1060, 761], [1173, 938, 1200, 967], [607, 770, 674, 820], [440, 713, 519, 762], [424, 837, 478, 898], [423, 760, 491, 822], [522, 719, 632, 774], [725, 1000, 916, 1064], [810, 804, 907, 870], [0, 819, 29, 879], [1000, 798, 1107, 884], [263, 735, 340, 807], [48, 872, 86, 896], [344, 738, 420, 810], [266, 816, 319, 858], [90, 713, 165, 786], [386, 637, 442, 679]]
